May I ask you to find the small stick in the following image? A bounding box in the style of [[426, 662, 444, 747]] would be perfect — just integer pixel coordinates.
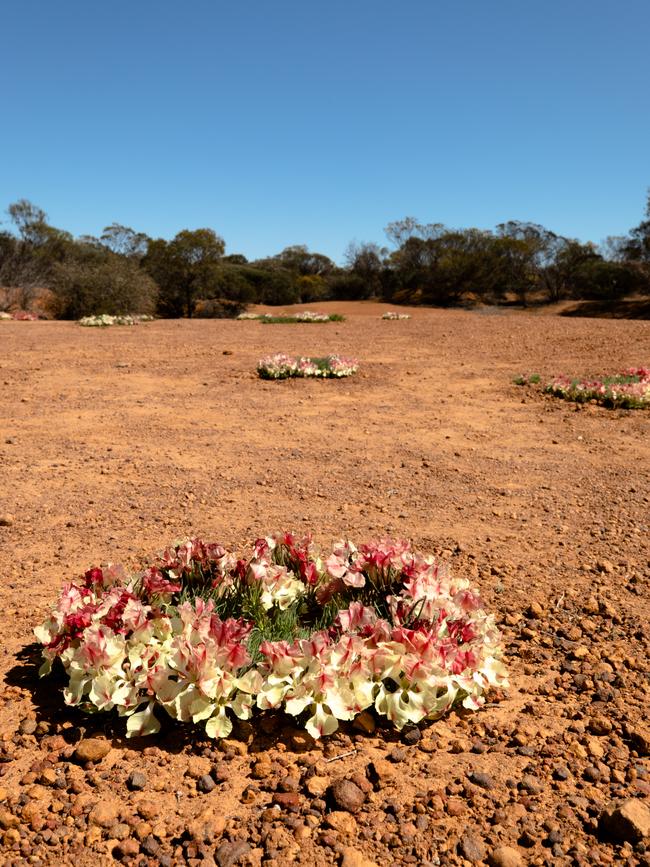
[[325, 749, 357, 763]]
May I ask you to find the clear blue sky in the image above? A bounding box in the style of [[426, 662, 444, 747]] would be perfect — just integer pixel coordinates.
[[3, 0, 649, 262]]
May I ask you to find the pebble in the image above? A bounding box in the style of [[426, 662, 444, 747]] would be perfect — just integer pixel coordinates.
[[197, 774, 216, 793], [305, 774, 330, 797], [402, 727, 421, 745], [459, 831, 487, 862], [340, 847, 378, 867], [519, 774, 544, 794], [468, 770, 495, 790], [127, 771, 147, 791], [0, 514, 15, 527], [215, 840, 251, 866], [19, 718, 37, 735], [114, 838, 140, 859], [487, 846, 524, 867], [74, 738, 111, 763], [600, 798, 650, 843], [328, 779, 366, 813], [89, 800, 120, 828]]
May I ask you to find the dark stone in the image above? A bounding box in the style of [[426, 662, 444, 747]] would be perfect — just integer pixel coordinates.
[[468, 770, 495, 790], [215, 841, 251, 867], [389, 748, 407, 763], [327, 778, 366, 813], [142, 835, 160, 856], [197, 774, 216, 793], [127, 771, 147, 791], [459, 831, 487, 862], [519, 774, 544, 794], [402, 727, 421, 746]]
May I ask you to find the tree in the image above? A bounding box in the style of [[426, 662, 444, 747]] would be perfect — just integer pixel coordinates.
[[344, 241, 387, 298], [622, 190, 650, 262], [50, 254, 158, 319], [100, 223, 149, 259], [142, 228, 226, 317], [7, 199, 49, 245]]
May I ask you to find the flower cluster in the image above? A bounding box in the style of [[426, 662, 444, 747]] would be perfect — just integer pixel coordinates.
[[36, 534, 508, 740], [382, 311, 411, 320], [0, 310, 39, 320], [238, 311, 344, 323], [78, 314, 154, 327], [545, 367, 650, 409], [257, 353, 359, 380]]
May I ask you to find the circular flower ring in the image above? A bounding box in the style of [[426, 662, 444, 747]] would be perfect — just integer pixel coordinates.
[[35, 533, 508, 739]]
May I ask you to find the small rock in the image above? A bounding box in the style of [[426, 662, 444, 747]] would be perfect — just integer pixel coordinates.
[[520, 774, 544, 794], [0, 808, 19, 830], [89, 800, 120, 828], [187, 756, 211, 779], [305, 775, 330, 797], [402, 727, 421, 746], [328, 779, 366, 813], [459, 831, 487, 862], [39, 768, 58, 786], [75, 738, 111, 763], [468, 770, 495, 790], [368, 758, 395, 788], [272, 792, 300, 810], [340, 846, 378, 867], [487, 846, 524, 867], [596, 559, 615, 574], [215, 840, 251, 867], [197, 774, 215, 793], [142, 835, 160, 857], [114, 838, 140, 859], [250, 759, 273, 780], [127, 771, 147, 791], [325, 810, 357, 835], [19, 718, 37, 735], [630, 726, 650, 757], [0, 514, 15, 527], [526, 601, 544, 619], [600, 798, 650, 843]]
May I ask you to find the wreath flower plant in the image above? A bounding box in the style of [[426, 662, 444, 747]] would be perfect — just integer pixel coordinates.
[[545, 367, 650, 409], [78, 314, 154, 327], [35, 533, 508, 740], [257, 354, 359, 380]]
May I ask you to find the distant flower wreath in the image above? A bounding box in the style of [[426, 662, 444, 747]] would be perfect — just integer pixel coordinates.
[[545, 367, 650, 409], [36, 533, 508, 740], [257, 353, 359, 379]]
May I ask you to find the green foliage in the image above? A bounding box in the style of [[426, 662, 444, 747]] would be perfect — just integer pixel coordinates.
[[3, 194, 650, 319], [259, 313, 344, 324], [50, 255, 158, 319], [513, 373, 541, 386]]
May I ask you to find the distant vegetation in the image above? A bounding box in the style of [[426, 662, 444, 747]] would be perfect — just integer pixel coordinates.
[[1, 194, 649, 319]]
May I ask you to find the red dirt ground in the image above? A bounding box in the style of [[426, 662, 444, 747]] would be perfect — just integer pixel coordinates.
[[0, 301, 649, 866]]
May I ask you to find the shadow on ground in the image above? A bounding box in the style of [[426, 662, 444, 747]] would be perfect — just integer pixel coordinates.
[[560, 297, 650, 319]]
